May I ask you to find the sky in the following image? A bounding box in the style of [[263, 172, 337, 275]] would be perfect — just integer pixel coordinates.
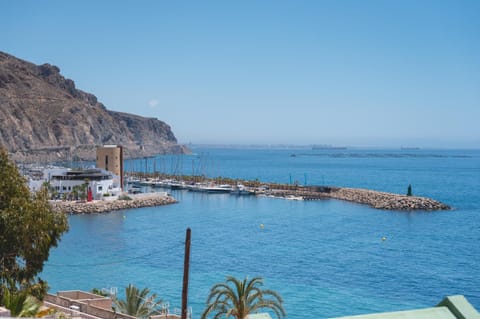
[[1, 0, 479, 148]]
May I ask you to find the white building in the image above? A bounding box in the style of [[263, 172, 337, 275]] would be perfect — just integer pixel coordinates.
[[29, 167, 121, 200]]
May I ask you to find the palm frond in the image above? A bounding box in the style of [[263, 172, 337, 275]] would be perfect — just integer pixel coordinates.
[[201, 276, 286, 319], [114, 284, 162, 318], [18, 295, 41, 317]]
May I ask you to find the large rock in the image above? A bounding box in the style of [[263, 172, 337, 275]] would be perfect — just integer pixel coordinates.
[[0, 51, 189, 161]]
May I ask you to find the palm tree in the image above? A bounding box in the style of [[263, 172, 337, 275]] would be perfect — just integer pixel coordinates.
[[114, 284, 163, 318], [17, 295, 42, 317], [201, 276, 286, 319], [1, 288, 41, 317]]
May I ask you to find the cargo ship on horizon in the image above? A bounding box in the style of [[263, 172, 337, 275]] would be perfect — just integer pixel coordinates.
[[312, 144, 348, 150]]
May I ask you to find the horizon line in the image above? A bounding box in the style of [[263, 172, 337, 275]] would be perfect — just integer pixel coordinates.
[[181, 143, 480, 151]]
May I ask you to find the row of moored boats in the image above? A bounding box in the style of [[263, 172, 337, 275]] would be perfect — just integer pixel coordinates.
[[127, 178, 255, 195]]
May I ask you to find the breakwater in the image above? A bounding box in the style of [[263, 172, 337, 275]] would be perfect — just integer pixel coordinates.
[[50, 193, 177, 214], [328, 187, 450, 210], [275, 186, 450, 210]]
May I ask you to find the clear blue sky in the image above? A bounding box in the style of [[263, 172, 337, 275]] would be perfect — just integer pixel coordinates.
[[1, 0, 479, 148]]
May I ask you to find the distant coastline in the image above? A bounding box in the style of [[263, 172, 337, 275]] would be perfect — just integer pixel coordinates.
[[312, 144, 347, 150], [185, 144, 480, 151], [186, 143, 349, 150], [400, 146, 421, 150]]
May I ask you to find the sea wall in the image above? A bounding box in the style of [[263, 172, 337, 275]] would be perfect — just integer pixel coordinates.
[[324, 187, 450, 210], [50, 193, 177, 214], [267, 186, 450, 210]]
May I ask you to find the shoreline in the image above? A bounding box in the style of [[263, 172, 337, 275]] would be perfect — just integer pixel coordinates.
[[49, 178, 451, 214], [49, 192, 177, 214]]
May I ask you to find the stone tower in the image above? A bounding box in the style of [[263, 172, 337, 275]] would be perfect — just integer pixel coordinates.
[[96, 145, 123, 190]]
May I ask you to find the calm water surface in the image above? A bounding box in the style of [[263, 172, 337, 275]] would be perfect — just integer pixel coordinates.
[[42, 148, 480, 318]]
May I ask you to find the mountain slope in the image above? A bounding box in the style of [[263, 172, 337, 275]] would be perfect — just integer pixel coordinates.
[[0, 52, 187, 161]]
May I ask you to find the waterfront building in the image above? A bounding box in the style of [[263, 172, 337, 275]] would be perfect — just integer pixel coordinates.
[[96, 145, 124, 190], [44, 290, 181, 319], [28, 167, 121, 200], [28, 166, 67, 193]]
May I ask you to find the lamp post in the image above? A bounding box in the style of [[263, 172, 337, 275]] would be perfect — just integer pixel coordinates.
[[181, 228, 191, 319], [161, 302, 170, 318]]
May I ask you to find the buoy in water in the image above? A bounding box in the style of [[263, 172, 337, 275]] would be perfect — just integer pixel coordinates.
[[260, 224, 264, 229], [381, 236, 387, 241]]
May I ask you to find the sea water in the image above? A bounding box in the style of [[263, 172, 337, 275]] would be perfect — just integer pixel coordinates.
[[42, 147, 480, 318]]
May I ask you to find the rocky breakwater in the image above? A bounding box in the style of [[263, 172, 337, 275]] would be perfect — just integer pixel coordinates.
[[50, 193, 177, 214], [327, 187, 450, 211]]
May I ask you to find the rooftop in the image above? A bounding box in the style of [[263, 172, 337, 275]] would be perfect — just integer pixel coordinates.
[[330, 295, 480, 319]]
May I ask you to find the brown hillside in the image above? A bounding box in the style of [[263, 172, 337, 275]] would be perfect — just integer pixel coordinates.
[[0, 52, 187, 161]]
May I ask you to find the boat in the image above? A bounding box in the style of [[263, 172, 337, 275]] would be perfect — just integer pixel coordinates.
[[150, 180, 169, 188], [185, 182, 205, 192], [127, 186, 142, 194], [138, 179, 156, 187], [202, 184, 233, 193], [312, 144, 347, 150], [231, 184, 254, 196], [125, 176, 141, 185], [167, 180, 186, 190], [285, 195, 304, 201]]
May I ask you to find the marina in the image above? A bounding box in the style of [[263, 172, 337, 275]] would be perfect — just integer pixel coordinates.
[[124, 174, 450, 211], [40, 147, 480, 319], [3, 3, 478, 318]]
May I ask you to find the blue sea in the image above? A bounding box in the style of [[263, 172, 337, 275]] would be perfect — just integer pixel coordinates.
[[42, 147, 480, 319]]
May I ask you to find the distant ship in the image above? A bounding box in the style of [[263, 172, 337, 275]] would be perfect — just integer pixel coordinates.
[[312, 144, 347, 150], [400, 147, 421, 150]]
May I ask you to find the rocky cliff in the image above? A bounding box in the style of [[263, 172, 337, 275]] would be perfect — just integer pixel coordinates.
[[0, 51, 188, 161]]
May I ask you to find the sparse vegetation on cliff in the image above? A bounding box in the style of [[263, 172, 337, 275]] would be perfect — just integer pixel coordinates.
[[0, 51, 188, 162]]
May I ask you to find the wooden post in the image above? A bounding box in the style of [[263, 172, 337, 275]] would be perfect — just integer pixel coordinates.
[[181, 228, 191, 319]]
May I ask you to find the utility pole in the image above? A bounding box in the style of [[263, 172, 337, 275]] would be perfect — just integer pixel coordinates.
[[181, 228, 191, 319]]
